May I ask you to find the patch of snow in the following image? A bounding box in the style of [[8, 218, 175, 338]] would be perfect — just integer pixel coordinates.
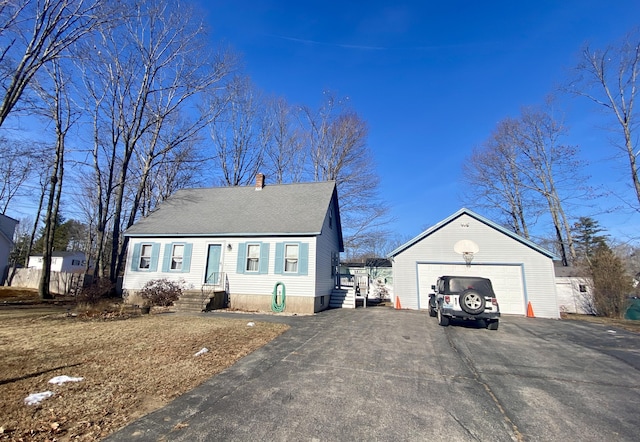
[[247, 322, 255, 327], [24, 391, 54, 406], [194, 347, 208, 357], [49, 375, 84, 385], [607, 330, 617, 334]]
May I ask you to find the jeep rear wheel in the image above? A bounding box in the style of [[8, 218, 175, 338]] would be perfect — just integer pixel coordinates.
[[437, 309, 449, 326], [487, 319, 499, 330], [429, 306, 437, 317], [460, 290, 485, 315]]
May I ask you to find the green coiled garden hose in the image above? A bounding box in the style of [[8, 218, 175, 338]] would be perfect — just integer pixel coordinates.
[[271, 282, 286, 312]]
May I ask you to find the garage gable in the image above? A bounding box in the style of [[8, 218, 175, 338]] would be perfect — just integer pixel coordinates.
[[388, 208, 559, 318]]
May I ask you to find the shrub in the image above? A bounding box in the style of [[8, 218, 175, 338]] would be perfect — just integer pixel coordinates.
[[139, 278, 184, 307], [590, 246, 634, 318], [78, 278, 117, 304]]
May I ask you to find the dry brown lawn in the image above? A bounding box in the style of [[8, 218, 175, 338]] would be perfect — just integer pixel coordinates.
[[561, 311, 640, 333], [0, 288, 288, 441]]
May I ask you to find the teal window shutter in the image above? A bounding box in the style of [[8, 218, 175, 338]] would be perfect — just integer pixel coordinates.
[[131, 243, 141, 271], [162, 243, 172, 272], [259, 243, 270, 274], [298, 242, 309, 276], [182, 243, 192, 273], [274, 243, 284, 274], [149, 243, 160, 272], [236, 242, 246, 274]]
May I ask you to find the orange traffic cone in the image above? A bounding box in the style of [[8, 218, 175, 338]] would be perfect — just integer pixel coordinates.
[[395, 296, 402, 309], [526, 301, 535, 318]]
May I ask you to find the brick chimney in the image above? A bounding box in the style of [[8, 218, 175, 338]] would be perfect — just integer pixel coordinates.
[[255, 173, 265, 190]]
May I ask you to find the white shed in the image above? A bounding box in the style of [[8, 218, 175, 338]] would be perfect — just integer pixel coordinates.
[[28, 251, 88, 273], [388, 208, 560, 319]]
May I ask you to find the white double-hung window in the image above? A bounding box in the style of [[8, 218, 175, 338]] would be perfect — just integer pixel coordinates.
[[170, 244, 184, 270], [139, 244, 152, 269], [246, 244, 260, 272], [284, 244, 299, 273]]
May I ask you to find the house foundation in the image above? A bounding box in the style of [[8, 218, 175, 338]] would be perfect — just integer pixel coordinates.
[[229, 293, 329, 315]]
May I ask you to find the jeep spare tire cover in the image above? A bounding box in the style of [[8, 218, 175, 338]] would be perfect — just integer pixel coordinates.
[[460, 290, 485, 315]]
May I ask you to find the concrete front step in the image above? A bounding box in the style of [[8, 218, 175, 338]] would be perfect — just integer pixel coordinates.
[[175, 290, 227, 312]]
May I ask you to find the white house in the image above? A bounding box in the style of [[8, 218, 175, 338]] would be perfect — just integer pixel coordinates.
[[0, 214, 18, 284], [388, 208, 560, 319], [28, 251, 88, 273], [122, 175, 344, 314]]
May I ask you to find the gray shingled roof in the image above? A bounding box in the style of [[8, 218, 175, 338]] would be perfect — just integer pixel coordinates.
[[125, 181, 339, 237]]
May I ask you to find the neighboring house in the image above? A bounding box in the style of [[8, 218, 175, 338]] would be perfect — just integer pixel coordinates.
[[122, 174, 344, 314], [340, 258, 393, 299], [388, 208, 560, 319], [554, 263, 594, 314], [28, 251, 88, 273], [0, 214, 19, 284]]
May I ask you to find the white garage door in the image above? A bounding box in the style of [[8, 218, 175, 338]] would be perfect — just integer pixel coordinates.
[[417, 264, 526, 315]]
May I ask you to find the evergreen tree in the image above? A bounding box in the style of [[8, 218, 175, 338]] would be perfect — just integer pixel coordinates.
[[572, 217, 608, 265]]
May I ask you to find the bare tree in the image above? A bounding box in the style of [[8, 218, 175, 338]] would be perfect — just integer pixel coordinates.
[[463, 118, 539, 238], [22, 157, 52, 268], [0, 0, 112, 127], [137, 140, 204, 217], [0, 137, 36, 214], [208, 75, 264, 186], [463, 103, 588, 266], [35, 59, 78, 298], [77, 0, 233, 280], [261, 97, 305, 184], [570, 30, 640, 210], [300, 92, 390, 255], [515, 105, 582, 265]]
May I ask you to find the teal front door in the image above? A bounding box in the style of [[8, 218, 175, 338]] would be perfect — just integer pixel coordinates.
[[205, 244, 222, 284]]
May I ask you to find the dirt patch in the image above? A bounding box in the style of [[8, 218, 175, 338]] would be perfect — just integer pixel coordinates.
[[0, 294, 289, 441]]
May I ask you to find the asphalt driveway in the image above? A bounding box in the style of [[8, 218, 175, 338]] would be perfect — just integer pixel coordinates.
[[107, 307, 640, 441]]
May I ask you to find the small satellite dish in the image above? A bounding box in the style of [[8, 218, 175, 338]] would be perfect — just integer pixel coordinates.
[[453, 239, 479, 255]]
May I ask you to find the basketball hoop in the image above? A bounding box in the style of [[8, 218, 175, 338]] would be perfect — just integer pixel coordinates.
[[454, 239, 479, 268]]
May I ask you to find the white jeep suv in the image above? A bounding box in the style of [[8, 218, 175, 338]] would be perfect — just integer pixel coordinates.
[[428, 275, 500, 330]]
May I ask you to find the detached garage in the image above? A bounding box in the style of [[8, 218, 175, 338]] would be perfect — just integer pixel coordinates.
[[388, 208, 560, 319]]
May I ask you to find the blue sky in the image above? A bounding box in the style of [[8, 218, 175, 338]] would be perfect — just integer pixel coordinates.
[[195, 0, 640, 244], [197, 1, 640, 244]]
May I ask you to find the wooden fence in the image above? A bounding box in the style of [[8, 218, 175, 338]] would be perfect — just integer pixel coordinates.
[[7, 268, 92, 296]]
